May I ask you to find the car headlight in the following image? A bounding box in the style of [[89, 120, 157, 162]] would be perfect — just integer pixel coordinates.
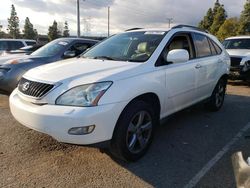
[[56, 81, 112, 107]]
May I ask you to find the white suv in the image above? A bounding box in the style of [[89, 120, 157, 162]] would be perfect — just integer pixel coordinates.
[[10, 25, 230, 161]]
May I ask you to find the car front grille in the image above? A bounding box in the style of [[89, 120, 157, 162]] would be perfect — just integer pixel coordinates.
[[230, 57, 242, 67], [18, 77, 54, 98]]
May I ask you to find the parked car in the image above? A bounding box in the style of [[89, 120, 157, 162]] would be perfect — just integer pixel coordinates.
[[0, 44, 44, 66], [8, 44, 44, 55], [0, 39, 37, 56], [10, 25, 230, 161], [0, 38, 98, 94], [223, 36, 250, 81]]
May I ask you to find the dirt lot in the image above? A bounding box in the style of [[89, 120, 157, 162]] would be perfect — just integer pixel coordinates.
[[0, 83, 250, 188]]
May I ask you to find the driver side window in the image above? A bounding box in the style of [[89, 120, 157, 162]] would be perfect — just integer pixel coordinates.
[[156, 33, 194, 66]]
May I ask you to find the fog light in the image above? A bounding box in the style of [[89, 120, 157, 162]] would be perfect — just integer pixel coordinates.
[[68, 125, 95, 135]]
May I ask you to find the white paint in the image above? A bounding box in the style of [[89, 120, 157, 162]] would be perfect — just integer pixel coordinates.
[[184, 122, 250, 188]]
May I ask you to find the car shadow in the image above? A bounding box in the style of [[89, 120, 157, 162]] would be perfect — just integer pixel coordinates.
[[103, 94, 250, 187]]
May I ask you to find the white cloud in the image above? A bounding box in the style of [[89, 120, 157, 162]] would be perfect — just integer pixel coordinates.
[[0, 0, 246, 36]]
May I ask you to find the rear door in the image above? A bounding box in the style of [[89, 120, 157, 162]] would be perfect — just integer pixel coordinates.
[[192, 32, 221, 100]]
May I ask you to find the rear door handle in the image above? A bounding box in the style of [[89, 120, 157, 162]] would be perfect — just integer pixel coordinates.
[[195, 64, 202, 69]]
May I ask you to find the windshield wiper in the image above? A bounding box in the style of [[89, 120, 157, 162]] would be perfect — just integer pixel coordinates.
[[93, 56, 116, 60]]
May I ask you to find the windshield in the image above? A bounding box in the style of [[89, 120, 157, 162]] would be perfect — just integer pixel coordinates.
[[82, 31, 166, 62], [223, 39, 250, 50], [31, 39, 69, 57]]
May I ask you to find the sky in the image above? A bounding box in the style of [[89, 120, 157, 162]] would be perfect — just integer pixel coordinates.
[[0, 0, 247, 37]]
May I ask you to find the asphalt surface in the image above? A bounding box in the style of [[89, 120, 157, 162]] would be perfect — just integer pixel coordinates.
[[0, 82, 250, 188]]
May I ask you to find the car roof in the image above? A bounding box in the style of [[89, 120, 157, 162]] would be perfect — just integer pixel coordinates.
[[225, 36, 250, 40]]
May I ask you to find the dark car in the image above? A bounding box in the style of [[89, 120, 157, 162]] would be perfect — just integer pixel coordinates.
[[0, 38, 98, 94]]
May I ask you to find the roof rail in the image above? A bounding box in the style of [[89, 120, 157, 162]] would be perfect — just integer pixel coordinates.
[[125, 28, 143, 31], [172, 25, 209, 33]]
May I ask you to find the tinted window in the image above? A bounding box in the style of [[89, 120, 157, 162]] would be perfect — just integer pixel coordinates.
[[193, 33, 211, 58], [223, 39, 250, 49], [69, 42, 91, 56], [8, 41, 24, 50], [208, 39, 217, 55], [0, 41, 9, 50], [26, 41, 36, 46]]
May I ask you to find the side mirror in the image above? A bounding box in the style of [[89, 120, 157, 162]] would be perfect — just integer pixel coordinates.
[[63, 50, 76, 58], [165, 49, 189, 64]]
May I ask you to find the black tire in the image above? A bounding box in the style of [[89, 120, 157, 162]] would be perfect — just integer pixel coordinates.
[[110, 100, 156, 162], [206, 78, 227, 111]]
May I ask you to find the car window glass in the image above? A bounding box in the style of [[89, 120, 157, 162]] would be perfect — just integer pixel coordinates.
[[83, 31, 166, 62], [26, 41, 36, 46], [193, 33, 212, 58], [9, 41, 24, 50], [208, 39, 217, 55], [0, 41, 9, 50], [69, 43, 91, 56], [31, 39, 68, 57], [223, 39, 250, 49], [212, 41, 222, 54]]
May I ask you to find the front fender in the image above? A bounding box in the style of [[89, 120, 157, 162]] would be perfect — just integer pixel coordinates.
[[99, 69, 166, 113]]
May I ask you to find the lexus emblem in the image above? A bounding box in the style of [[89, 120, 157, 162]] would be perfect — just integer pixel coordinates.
[[22, 82, 30, 91]]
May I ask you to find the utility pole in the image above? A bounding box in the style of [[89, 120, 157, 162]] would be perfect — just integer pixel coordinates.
[[166, 18, 173, 28], [108, 6, 110, 37], [77, 0, 80, 38]]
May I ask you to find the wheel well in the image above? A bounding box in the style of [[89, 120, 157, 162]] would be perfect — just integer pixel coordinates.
[[112, 92, 161, 140], [125, 93, 161, 120], [220, 74, 229, 83]]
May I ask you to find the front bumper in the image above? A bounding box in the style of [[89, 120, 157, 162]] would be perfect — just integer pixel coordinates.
[[9, 89, 127, 145]]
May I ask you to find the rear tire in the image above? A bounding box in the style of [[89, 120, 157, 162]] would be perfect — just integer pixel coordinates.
[[206, 78, 227, 111], [110, 100, 156, 162]]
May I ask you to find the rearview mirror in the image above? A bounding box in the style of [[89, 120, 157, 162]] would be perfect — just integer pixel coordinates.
[[165, 49, 189, 64], [63, 50, 76, 58]]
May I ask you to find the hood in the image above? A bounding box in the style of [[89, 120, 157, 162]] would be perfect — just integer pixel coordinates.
[[24, 58, 143, 83], [226, 49, 250, 57], [0, 53, 28, 65]]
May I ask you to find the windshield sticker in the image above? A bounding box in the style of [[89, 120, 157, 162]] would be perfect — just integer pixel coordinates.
[[144, 31, 165, 35], [58, 41, 69, 46]]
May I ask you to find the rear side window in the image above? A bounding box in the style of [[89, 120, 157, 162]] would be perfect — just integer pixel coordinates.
[[193, 33, 211, 58], [8, 41, 24, 50], [212, 41, 222, 54]]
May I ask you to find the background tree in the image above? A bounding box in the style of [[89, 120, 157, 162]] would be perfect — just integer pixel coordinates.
[[210, 5, 227, 34], [198, 8, 214, 31], [48, 20, 61, 41], [238, 0, 250, 35], [217, 18, 239, 41], [63, 21, 70, 37], [23, 17, 38, 39], [8, 4, 20, 39]]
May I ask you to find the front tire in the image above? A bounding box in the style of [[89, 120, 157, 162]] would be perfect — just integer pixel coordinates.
[[206, 78, 227, 111], [110, 100, 156, 162]]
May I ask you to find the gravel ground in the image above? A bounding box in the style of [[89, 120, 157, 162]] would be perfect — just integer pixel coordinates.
[[0, 82, 250, 188]]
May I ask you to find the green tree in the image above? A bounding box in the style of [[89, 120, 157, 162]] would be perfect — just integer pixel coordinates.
[[238, 0, 250, 35], [8, 4, 20, 39], [63, 21, 70, 37], [198, 8, 214, 31], [48, 20, 61, 41], [217, 18, 239, 41], [210, 5, 227, 34], [23, 17, 38, 39]]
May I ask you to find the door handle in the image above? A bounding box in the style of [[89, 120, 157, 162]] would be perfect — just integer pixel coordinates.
[[195, 64, 202, 69]]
